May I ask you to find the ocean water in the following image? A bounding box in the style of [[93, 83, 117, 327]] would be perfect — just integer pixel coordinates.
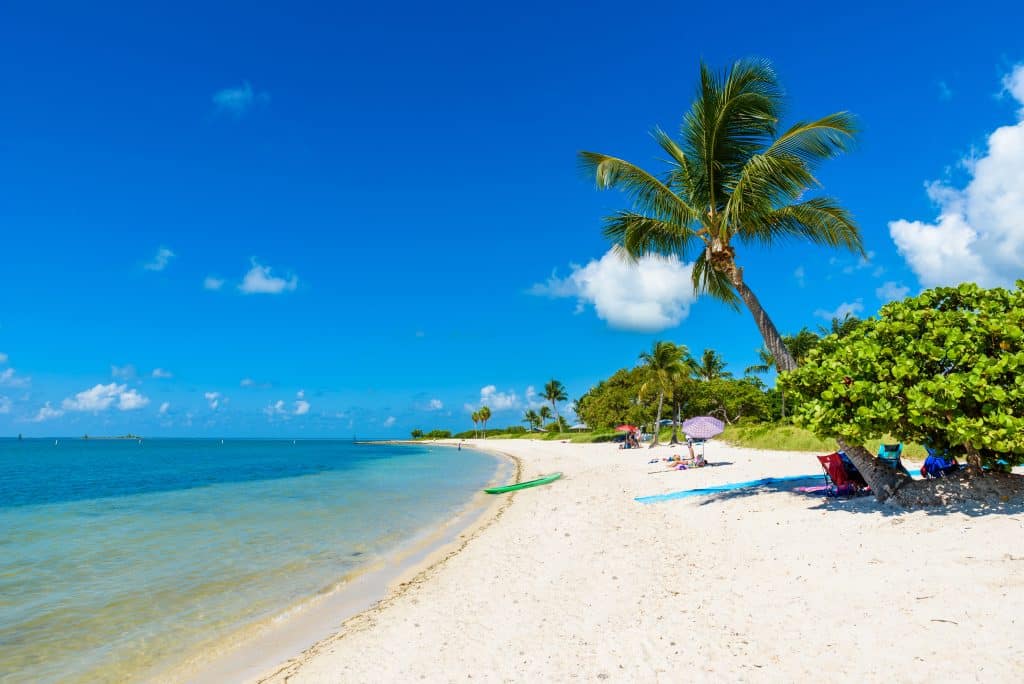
[[0, 439, 501, 683]]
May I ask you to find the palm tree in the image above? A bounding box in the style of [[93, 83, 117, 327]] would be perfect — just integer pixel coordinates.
[[782, 328, 820, 365], [580, 59, 862, 372], [471, 410, 480, 438], [543, 379, 568, 432], [538, 405, 552, 428], [745, 346, 775, 376], [522, 409, 541, 431], [478, 406, 491, 436], [638, 341, 691, 447], [693, 349, 732, 382], [818, 313, 860, 338]]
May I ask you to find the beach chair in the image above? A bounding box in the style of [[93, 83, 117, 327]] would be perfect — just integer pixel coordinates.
[[817, 452, 869, 496], [921, 447, 961, 478], [877, 443, 908, 474]]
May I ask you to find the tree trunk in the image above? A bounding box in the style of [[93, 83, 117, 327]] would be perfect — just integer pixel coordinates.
[[780, 389, 786, 420], [669, 402, 680, 445], [551, 400, 561, 434], [710, 247, 797, 372], [650, 391, 664, 448], [836, 439, 910, 503], [733, 279, 797, 372]]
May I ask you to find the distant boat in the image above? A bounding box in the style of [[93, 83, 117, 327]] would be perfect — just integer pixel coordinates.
[[54, 439, 58, 446]]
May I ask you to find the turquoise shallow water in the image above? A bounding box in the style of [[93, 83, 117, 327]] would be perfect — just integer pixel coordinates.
[[0, 439, 499, 682]]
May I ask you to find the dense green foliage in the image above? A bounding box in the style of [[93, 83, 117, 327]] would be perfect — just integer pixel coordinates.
[[575, 366, 772, 430], [411, 429, 452, 439], [782, 283, 1024, 467]]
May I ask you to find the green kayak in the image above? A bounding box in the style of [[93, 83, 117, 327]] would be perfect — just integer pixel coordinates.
[[484, 472, 562, 494]]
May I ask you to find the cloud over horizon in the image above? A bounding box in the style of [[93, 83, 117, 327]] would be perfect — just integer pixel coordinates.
[[530, 249, 696, 332], [62, 383, 149, 412], [889, 64, 1024, 288]]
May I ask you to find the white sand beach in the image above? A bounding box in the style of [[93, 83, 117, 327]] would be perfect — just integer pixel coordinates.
[[257, 439, 1024, 682]]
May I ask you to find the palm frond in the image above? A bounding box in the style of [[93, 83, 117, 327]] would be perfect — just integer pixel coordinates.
[[578, 152, 696, 225], [602, 212, 697, 260], [740, 197, 863, 254]]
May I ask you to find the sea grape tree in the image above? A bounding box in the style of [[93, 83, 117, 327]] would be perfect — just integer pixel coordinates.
[[781, 283, 1024, 506]]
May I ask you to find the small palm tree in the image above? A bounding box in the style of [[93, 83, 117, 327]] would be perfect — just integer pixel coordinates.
[[639, 341, 691, 447], [522, 409, 541, 431], [693, 349, 732, 382], [745, 346, 775, 376], [538, 405, 552, 428], [818, 313, 860, 338], [581, 59, 862, 372], [471, 410, 480, 438], [543, 379, 568, 432], [782, 328, 821, 365], [478, 406, 492, 436]]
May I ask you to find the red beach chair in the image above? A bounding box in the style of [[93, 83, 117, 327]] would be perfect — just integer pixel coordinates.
[[817, 453, 868, 496]]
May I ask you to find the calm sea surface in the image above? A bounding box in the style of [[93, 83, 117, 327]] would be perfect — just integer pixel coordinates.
[[0, 439, 499, 682]]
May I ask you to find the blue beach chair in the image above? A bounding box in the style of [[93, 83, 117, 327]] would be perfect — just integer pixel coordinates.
[[877, 443, 908, 474], [921, 446, 961, 478]]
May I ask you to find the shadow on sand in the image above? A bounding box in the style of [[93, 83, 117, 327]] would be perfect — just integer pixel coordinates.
[[695, 476, 1024, 518]]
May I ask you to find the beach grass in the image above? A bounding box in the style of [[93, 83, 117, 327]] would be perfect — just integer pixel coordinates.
[[720, 422, 927, 460]]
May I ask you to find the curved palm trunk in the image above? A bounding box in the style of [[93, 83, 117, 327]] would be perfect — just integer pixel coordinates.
[[713, 250, 797, 372], [551, 400, 561, 433], [649, 391, 664, 448], [733, 280, 797, 372]]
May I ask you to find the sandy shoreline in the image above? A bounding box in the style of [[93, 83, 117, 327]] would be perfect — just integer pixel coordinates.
[[156, 445, 517, 684], [253, 438, 1024, 682]]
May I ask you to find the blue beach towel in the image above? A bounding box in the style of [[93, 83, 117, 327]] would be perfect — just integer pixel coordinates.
[[634, 474, 820, 504]]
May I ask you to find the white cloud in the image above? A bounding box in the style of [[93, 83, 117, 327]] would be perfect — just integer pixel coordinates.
[[152, 368, 173, 379], [937, 80, 953, 101], [204, 276, 225, 291], [212, 82, 269, 117], [159, 401, 170, 415], [144, 246, 175, 271], [0, 352, 7, 364], [264, 399, 287, 417], [876, 281, 911, 302], [814, 300, 864, 320], [890, 64, 1024, 288], [111, 364, 136, 380], [479, 385, 519, 411], [0, 368, 29, 388], [240, 378, 255, 387], [428, 398, 443, 410], [62, 383, 148, 412], [118, 389, 149, 410], [793, 266, 805, 288], [530, 249, 696, 332], [383, 416, 396, 428], [204, 391, 222, 410], [238, 259, 299, 295], [0, 396, 10, 414], [524, 386, 547, 410], [32, 402, 63, 422], [294, 391, 310, 415]]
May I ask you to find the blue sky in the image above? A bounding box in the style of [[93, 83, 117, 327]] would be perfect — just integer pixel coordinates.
[[2, 0, 1022, 436]]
